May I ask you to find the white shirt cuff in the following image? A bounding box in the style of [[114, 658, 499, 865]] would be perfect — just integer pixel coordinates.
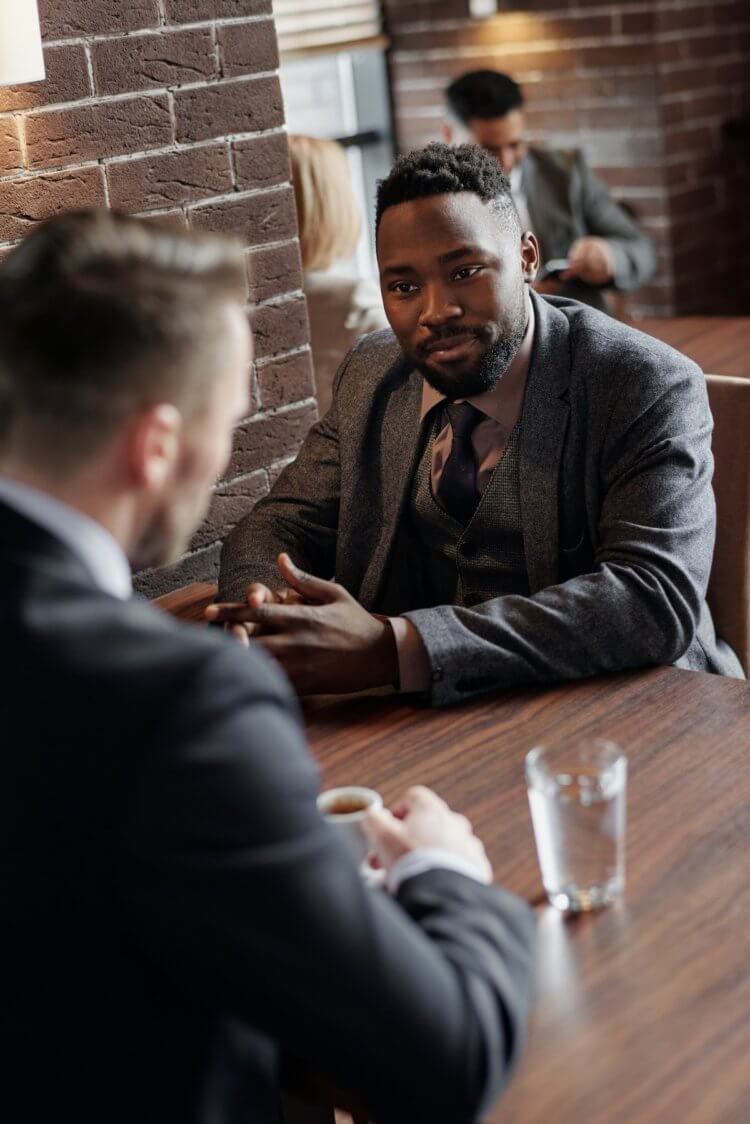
[[387, 848, 490, 895]]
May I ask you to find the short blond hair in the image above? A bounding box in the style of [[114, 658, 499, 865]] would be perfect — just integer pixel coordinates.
[[0, 209, 247, 472], [289, 134, 362, 272]]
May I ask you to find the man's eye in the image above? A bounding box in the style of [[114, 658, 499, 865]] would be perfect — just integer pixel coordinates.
[[391, 281, 418, 295], [453, 266, 483, 282]]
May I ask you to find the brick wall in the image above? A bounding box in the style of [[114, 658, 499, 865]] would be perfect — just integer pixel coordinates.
[[385, 0, 750, 317], [0, 0, 316, 596]]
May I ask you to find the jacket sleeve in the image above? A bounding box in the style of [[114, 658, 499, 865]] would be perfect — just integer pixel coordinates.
[[405, 353, 716, 706], [575, 151, 657, 291], [218, 350, 350, 601], [122, 643, 536, 1123]]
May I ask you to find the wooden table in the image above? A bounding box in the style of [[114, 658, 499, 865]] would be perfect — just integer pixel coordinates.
[[305, 667, 750, 1123], [635, 317, 750, 379]]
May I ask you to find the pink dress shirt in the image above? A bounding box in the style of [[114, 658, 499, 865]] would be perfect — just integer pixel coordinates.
[[389, 297, 536, 693]]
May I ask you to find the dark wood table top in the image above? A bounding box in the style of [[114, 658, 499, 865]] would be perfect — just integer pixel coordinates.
[[305, 667, 750, 1123], [635, 316, 750, 379]]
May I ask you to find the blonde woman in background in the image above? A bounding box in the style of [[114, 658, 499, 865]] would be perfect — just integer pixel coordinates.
[[289, 134, 388, 415]]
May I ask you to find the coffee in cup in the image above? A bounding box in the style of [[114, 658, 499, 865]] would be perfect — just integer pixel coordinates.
[[317, 786, 382, 863]]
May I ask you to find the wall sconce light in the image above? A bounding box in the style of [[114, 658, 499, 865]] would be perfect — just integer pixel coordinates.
[[469, 0, 498, 16], [0, 0, 46, 87]]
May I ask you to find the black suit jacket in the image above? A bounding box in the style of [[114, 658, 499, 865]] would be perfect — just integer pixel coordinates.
[[0, 500, 535, 1123]]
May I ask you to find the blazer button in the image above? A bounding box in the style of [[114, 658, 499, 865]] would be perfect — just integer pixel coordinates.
[[460, 541, 478, 558], [431, 667, 444, 683]]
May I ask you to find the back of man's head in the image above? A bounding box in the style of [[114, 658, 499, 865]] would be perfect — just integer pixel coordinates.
[[0, 210, 246, 476], [445, 70, 524, 125]]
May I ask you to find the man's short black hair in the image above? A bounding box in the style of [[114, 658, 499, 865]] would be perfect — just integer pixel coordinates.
[[446, 70, 524, 124], [375, 142, 520, 236]]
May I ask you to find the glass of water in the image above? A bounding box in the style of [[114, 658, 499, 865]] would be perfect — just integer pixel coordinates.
[[526, 738, 627, 912]]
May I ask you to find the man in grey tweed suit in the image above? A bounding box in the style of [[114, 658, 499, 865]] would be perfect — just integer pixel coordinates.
[[214, 144, 743, 706]]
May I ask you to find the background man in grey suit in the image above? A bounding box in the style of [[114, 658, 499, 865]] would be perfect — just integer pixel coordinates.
[[1, 210, 535, 1122], [216, 144, 742, 706], [443, 70, 656, 312]]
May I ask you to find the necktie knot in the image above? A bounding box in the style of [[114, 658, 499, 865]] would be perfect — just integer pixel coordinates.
[[445, 401, 483, 442]]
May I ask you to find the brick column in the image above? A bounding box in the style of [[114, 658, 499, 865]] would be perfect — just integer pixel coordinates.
[[0, 0, 315, 596]]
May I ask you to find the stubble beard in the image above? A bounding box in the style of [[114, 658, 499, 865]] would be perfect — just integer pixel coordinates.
[[415, 294, 528, 400]]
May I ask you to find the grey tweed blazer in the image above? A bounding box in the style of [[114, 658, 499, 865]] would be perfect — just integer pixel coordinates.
[[220, 291, 743, 706]]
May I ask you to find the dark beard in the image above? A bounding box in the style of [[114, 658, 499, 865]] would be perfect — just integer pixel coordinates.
[[416, 315, 528, 400]]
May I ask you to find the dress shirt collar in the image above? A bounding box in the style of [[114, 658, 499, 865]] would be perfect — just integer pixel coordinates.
[[0, 476, 132, 600], [419, 292, 535, 426]]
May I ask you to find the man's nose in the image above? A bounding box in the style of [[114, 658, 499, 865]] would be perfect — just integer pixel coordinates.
[[418, 285, 462, 327]]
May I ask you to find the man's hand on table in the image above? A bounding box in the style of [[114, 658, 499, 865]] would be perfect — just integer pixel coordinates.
[[364, 786, 494, 887], [206, 553, 399, 694]]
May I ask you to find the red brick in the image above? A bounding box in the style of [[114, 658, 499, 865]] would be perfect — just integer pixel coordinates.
[[25, 95, 173, 172], [594, 166, 666, 190], [0, 119, 23, 175], [581, 43, 656, 70], [233, 132, 290, 190], [385, 0, 470, 26], [257, 349, 315, 410], [174, 75, 283, 143], [134, 542, 221, 598], [191, 469, 269, 549], [668, 183, 719, 219], [39, 0, 159, 39], [620, 10, 657, 36], [1, 45, 91, 112], [0, 166, 106, 243], [228, 402, 317, 476], [136, 208, 189, 228], [663, 125, 716, 159], [246, 240, 304, 304], [251, 296, 309, 360], [218, 19, 279, 78], [92, 29, 216, 98], [190, 184, 297, 247], [107, 144, 233, 211], [657, 5, 714, 34], [165, 0, 272, 21]]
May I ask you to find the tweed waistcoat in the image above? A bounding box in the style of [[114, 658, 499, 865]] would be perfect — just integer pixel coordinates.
[[408, 411, 529, 608]]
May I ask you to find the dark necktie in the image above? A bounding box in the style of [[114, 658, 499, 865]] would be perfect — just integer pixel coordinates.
[[435, 401, 483, 524]]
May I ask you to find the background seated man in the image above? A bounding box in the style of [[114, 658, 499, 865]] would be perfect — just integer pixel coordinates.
[[443, 69, 656, 313], [0, 210, 535, 1123], [216, 144, 743, 705]]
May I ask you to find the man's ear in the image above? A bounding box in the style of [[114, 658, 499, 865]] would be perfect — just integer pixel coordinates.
[[442, 121, 453, 143], [125, 403, 183, 491], [521, 231, 541, 283]]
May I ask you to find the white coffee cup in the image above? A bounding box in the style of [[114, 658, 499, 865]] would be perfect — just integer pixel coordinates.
[[317, 786, 383, 863]]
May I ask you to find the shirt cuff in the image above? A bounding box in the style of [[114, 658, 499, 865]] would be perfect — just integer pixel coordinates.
[[387, 848, 491, 895], [388, 616, 431, 694]]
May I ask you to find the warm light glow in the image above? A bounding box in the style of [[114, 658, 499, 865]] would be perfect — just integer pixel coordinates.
[[0, 0, 45, 87]]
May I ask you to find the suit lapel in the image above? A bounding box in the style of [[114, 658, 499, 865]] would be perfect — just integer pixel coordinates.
[[519, 291, 572, 593], [522, 148, 574, 261], [356, 366, 425, 607]]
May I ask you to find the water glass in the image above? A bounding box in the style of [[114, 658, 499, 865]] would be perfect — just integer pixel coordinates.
[[526, 738, 627, 912]]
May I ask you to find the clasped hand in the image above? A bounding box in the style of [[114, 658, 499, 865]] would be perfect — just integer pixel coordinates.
[[206, 553, 399, 695]]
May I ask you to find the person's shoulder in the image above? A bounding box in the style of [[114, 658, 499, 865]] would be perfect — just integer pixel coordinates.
[[527, 145, 583, 177], [552, 298, 703, 385]]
